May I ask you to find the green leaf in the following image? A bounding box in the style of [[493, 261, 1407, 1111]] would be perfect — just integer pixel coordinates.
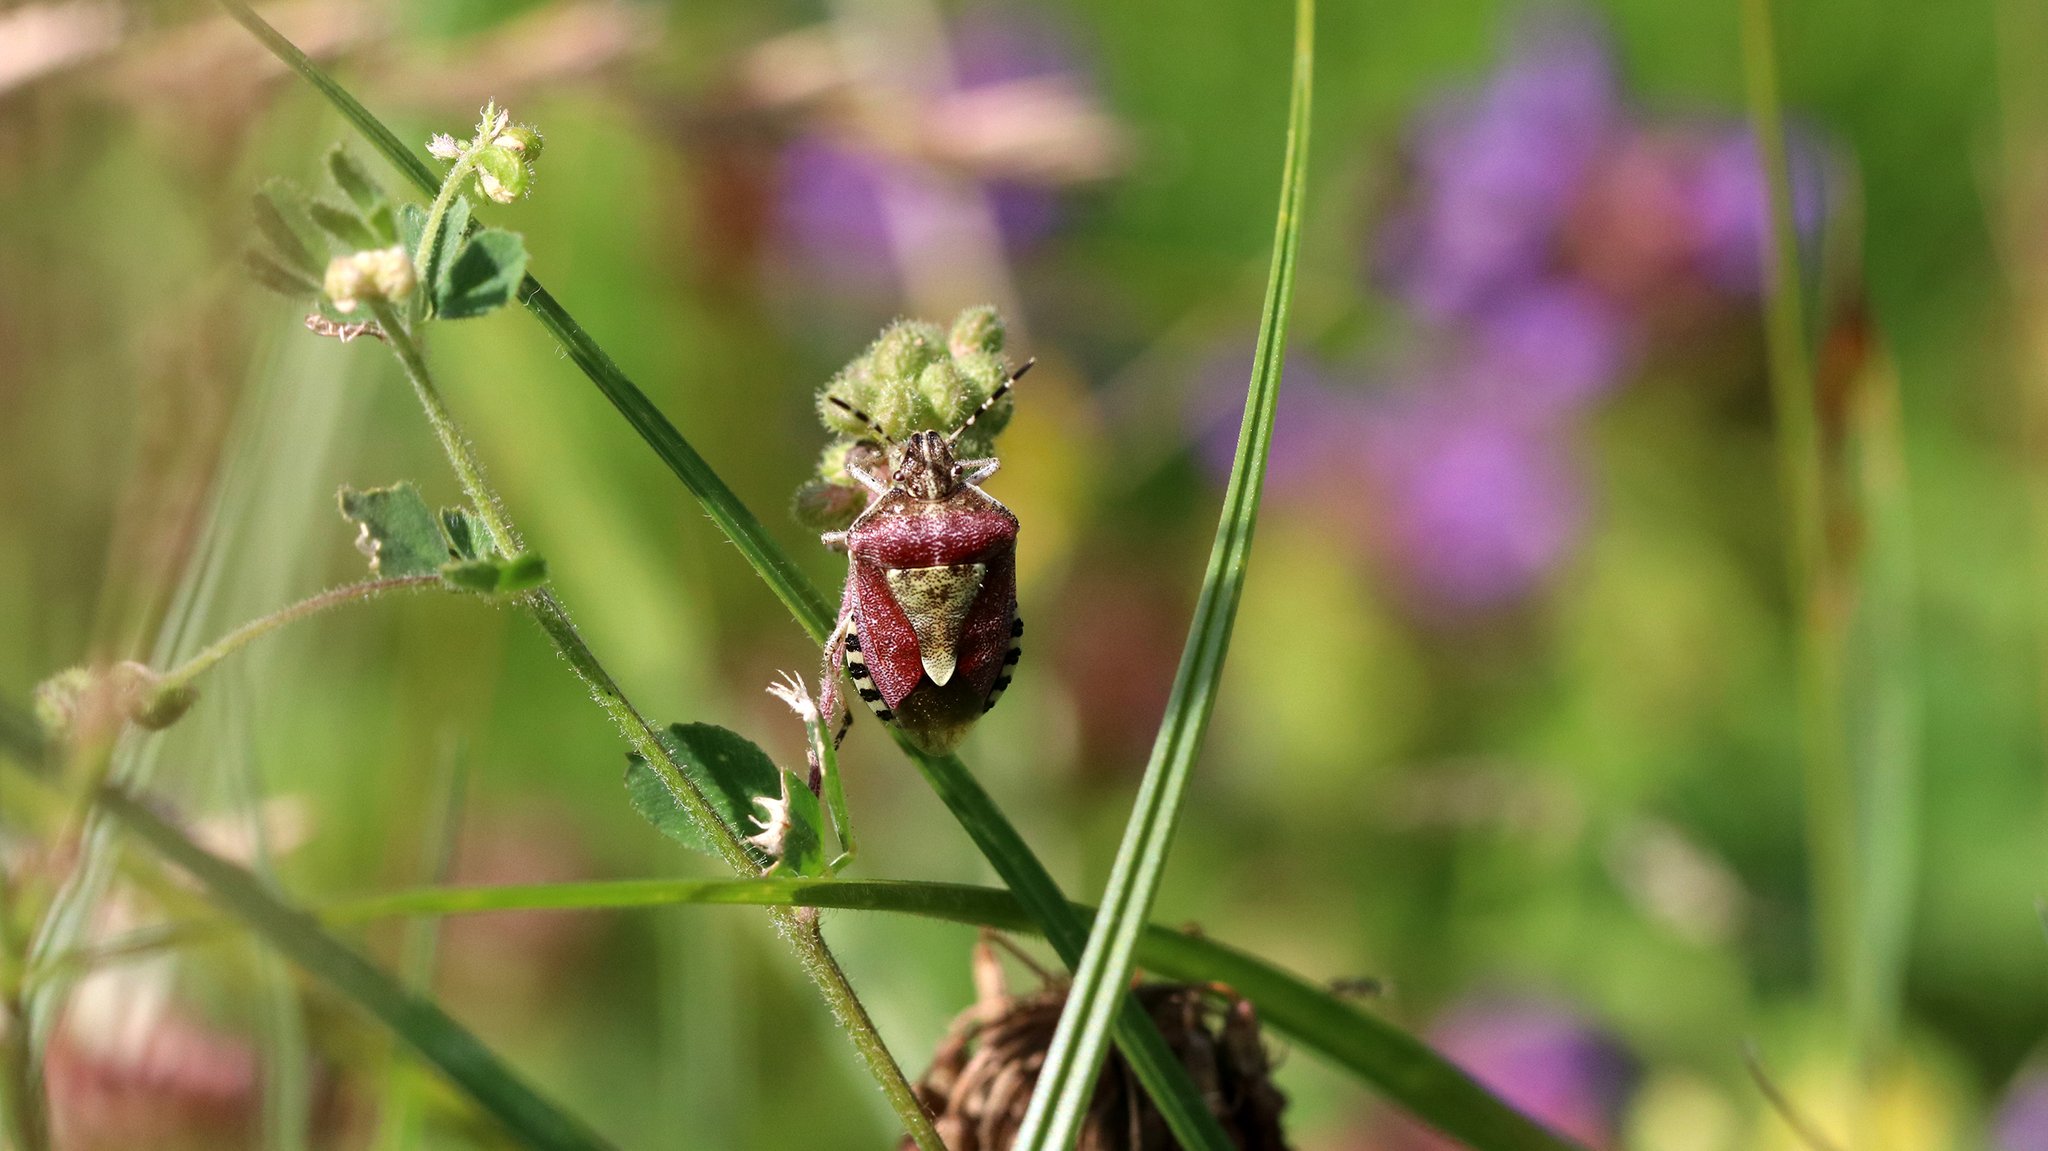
[[438, 507, 491, 561], [324, 143, 397, 243], [771, 769, 826, 878], [435, 229, 528, 320], [421, 193, 471, 306], [307, 198, 381, 253], [98, 787, 614, 1151], [624, 724, 776, 863], [439, 553, 547, 596], [244, 249, 321, 298], [397, 203, 428, 260], [1014, 3, 1314, 1149], [338, 484, 448, 578], [252, 178, 323, 279]]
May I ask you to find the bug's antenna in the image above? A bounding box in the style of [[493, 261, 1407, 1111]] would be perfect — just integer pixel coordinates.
[[949, 358, 1033, 445], [827, 395, 884, 439]]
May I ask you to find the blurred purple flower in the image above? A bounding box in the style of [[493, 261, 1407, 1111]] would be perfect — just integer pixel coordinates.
[[1686, 126, 1831, 296], [1377, 14, 1621, 322], [772, 4, 1110, 284], [1364, 402, 1586, 612], [1463, 280, 1631, 419], [1381, 997, 1638, 1150], [1996, 1065, 2048, 1151]]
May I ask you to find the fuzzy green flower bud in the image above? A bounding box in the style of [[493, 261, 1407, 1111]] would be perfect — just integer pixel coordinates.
[[35, 660, 197, 743]]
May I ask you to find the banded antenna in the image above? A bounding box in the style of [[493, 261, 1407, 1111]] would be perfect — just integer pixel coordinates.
[[949, 358, 1034, 445]]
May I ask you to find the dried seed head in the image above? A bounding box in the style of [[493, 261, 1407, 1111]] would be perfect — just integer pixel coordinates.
[[903, 953, 1292, 1150]]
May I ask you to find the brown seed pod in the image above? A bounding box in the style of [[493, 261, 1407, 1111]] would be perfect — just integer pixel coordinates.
[[902, 937, 1291, 1150]]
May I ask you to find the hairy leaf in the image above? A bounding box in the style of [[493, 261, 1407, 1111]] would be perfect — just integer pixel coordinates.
[[436, 229, 529, 320], [325, 143, 396, 243], [439, 553, 548, 596], [307, 198, 381, 253], [337, 484, 447, 579], [624, 724, 778, 864], [252, 178, 323, 278]]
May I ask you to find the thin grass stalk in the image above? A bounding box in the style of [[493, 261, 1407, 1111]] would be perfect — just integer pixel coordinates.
[[1014, 1, 1312, 1146], [1739, 0, 1855, 1044]]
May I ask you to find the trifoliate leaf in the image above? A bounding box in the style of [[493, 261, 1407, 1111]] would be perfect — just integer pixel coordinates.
[[338, 484, 447, 578], [435, 229, 528, 320], [624, 723, 780, 863], [438, 553, 547, 595], [307, 199, 381, 253]]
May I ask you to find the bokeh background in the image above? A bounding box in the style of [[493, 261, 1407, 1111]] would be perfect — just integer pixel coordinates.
[[2, 0, 2045, 1147]]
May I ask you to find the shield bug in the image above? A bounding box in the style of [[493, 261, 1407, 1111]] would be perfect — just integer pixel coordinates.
[[819, 362, 1031, 756]]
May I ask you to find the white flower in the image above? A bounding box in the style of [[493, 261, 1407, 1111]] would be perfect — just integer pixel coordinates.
[[426, 133, 462, 160]]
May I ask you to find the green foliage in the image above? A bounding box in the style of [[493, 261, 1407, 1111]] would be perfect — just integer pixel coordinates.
[[337, 483, 545, 594], [624, 723, 779, 864], [435, 228, 529, 320], [767, 768, 827, 878], [338, 484, 447, 579], [325, 143, 398, 243]]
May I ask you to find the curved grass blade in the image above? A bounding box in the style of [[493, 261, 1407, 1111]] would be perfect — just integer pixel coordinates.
[[213, 5, 1232, 1142], [96, 786, 615, 1151], [1013, 2, 1313, 1147], [318, 878, 1584, 1151]]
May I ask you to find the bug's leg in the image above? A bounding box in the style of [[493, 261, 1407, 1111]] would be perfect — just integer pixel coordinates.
[[982, 613, 1023, 714], [819, 609, 855, 748], [958, 457, 999, 486], [848, 467, 889, 498], [821, 530, 849, 552]]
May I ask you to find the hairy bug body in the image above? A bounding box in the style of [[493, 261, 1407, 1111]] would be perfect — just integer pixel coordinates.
[[821, 366, 1030, 755]]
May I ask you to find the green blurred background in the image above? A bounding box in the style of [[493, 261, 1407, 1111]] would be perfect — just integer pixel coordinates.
[[2, 0, 2044, 1147]]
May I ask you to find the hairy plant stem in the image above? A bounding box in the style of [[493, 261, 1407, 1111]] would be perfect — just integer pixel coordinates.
[[158, 575, 442, 695], [360, 300, 940, 1151], [411, 157, 474, 302]]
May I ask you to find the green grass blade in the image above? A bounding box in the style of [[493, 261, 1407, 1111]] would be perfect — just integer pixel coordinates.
[[1740, 0, 1855, 1049], [97, 786, 616, 1151], [317, 877, 1583, 1151], [1014, 2, 1312, 1147], [216, 3, 1235, 1138]]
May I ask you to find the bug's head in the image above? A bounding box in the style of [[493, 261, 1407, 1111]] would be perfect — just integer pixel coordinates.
[[892, 431, 961, 501]]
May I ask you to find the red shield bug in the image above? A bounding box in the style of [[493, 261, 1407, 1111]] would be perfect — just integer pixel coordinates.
[[819, 361, 1032, 755]]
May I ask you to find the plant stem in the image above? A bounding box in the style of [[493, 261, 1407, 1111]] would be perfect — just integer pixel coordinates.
[[157, 575, 442, 694], [1740, 0, 1853, 1032], [359, 301, 940, 1151], [412, 157, 474, 301]]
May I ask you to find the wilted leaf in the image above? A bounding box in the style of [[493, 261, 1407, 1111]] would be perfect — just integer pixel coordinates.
[[624, 723, 779, 863], [337, 484, 447, 578], [435, 229, 528, 320]]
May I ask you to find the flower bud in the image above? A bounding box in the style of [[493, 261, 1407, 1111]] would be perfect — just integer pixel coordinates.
[[323, 246, 414, 313], [473, 148, 532, 204], [492, 124, 544, 161]]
